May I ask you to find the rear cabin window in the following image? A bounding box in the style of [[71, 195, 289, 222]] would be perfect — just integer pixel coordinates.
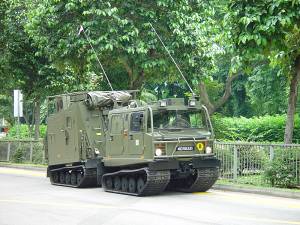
[[130, 112, 144, 132]]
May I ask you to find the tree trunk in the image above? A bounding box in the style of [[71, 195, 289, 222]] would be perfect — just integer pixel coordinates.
[[284, 56, 300, 144], [132, 69, 145, 90], [34, 98, 41, 140], [23, 104, 34, 138], [199, 73, 239, 115]]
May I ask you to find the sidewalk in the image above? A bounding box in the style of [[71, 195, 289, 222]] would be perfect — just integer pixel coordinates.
[[0, 162, 46, 171], [213, 183, 300, 199]]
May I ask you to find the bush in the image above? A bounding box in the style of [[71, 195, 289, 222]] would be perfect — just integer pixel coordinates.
[[12, 146, 26, 163], [32, 142, 44, 164], [212, 114, 300, 143], [264, 152, 299, 188]]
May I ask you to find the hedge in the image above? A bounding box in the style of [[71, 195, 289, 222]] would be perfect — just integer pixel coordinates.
[[6, 124, 47, 139], [212, 114, 300, 143]]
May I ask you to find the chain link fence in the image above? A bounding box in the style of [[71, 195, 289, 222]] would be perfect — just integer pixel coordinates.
[[215, 142, 300, 187], [0, 140, 44, 164]]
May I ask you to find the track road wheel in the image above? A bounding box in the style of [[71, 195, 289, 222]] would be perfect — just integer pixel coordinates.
[[52, 172, 59, 183], [106, 177, 113, 190], [59, 172, 66, 184], [137, 177, 145, 194], [114, 176, 121, 191], [76, 172, 83, 185], [128, 177, 136, 193], [121, 177, 128, 192], [65, 173, 71, 185], [70, 172, 77, 185]]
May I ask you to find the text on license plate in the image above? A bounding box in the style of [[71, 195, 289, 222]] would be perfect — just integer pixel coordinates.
[[176, 146, 194, 151]]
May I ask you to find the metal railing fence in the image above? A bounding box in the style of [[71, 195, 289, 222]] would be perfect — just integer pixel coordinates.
[[1, 139, 300, 187], [214, 142, 300, 187], [0, 140, 44, 164]]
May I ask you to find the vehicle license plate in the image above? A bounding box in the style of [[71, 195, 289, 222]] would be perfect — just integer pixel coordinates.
[[176, 146, 194, 151]]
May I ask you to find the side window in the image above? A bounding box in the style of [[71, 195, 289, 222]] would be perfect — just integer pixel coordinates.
[[56, 97, 63, 112], [110, 114, 123, 134], [47, 99, 56, 115], [130, 112, 144, 132]]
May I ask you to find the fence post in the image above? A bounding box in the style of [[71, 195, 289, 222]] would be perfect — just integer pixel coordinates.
[[42, 149, 45, 164], [233, 145, 238, 182], [269, 146, 274, 161], [29, 141, 33, 162], [6, 142, 11, 162]]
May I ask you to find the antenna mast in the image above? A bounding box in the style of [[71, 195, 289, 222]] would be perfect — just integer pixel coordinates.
[[78, 25, 114, 91], [149, 23, 195, 96]]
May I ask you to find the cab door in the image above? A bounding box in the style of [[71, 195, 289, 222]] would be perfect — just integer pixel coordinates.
[[127, 111, 145, 155], [108, 114, 124, 156]]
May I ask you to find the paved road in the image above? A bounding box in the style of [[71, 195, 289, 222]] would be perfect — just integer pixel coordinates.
[[0, 167, 299, 225]]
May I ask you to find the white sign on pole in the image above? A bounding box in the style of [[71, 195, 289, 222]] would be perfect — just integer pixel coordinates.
[[13, 90, 23, 117]]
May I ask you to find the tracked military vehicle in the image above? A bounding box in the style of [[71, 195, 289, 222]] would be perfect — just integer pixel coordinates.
[[45, 91, 220, 196]]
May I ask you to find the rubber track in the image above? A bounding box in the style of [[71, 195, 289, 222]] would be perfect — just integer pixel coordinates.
[[102, 168, 170, 196], [173, 167, 219, 192], [49, 166, 97, 188]]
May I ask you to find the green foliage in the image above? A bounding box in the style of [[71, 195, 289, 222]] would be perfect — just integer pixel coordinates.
[[7, 124, 47, 139], [247, 63, 288, 115], [25, 0, 227, 91], [32, 142, 44, 164], [12, 146, 26, 163], [213, 114, 300, 143], [9, 141, 44, 164], [264, 151, 300, 188], [227, 0, 300, 69]]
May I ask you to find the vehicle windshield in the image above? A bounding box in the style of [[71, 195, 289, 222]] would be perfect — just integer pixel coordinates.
[[152, 109, 208, 130]]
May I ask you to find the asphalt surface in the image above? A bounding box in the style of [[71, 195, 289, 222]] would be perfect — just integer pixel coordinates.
[[0, 167, 299, 225]]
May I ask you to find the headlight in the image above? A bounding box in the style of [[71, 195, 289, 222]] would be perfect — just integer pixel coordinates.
[[189, 99, 196, 107], [205, 146, 212, 154], [155, 148, 163, 156], [160, 100, 167, 107], [94, 148, 100, 154]]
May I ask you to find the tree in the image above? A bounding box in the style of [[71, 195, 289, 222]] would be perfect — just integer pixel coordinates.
[[0, 0, 77, 139], [226, 0, 300, 143], [26, 1, 224, 93]]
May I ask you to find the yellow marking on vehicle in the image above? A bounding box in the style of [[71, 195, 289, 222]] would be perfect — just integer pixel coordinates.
[[196, 142, 204, 151], [0, 168, 45, 177]]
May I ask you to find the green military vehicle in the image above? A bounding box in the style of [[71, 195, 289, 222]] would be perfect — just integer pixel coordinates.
[[45, 90, 220, 196]]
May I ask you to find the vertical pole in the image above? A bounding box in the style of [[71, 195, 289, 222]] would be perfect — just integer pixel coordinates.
[[17, 90, 20, 140], [30, 141, 33, 162], [42, 149, 45, 164], [233, 145, 238, 182], [6, 142, 11, 162], [269, 146, 274, 161]]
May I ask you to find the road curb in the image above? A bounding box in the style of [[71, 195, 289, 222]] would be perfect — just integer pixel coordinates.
[[212, 184, 300, 199], [0, 163, 46, 171]]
